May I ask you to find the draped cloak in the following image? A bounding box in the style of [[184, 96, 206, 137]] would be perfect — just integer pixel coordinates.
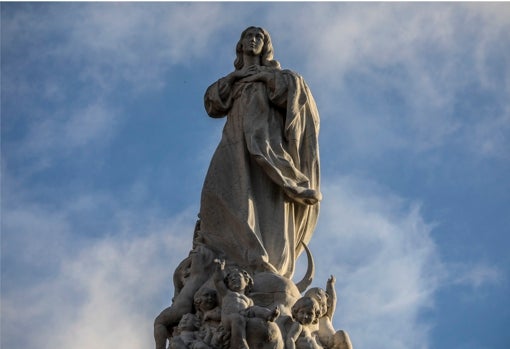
[[199, 68, 320, 278]]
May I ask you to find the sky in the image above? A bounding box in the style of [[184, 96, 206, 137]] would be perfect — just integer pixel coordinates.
[[1, 2, 509, 349]]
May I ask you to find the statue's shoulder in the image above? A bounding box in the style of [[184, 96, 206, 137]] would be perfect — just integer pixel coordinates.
[[280, 68, 300, 77], [279, 69, 310, 85]]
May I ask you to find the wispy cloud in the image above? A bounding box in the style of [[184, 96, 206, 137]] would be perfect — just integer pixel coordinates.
[[449, 263, 504, 289], [266, 3, 510, 158], [2, 3, 227, 92], [1, 189, 196, 349], [2, 3, 229, 175], [8, 101, 118, 176], [309, 175, 441, 349]]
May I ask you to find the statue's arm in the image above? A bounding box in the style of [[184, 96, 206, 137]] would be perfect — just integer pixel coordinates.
[[204, 76, 235, 118], [172, 256, 192, 298], [204, 68, 251, 118], [286, 322, 301, 349], [326, 275, 337, 320], [213, 259, 228, 299]]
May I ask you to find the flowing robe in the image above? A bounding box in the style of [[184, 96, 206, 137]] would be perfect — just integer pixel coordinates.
[[199, 68, 320, 278]]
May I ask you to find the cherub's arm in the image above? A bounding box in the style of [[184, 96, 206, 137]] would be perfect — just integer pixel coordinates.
[[204, 307, 221, 322], [326, 275, 337, 320], [172, 256, 192, 299], [286, 322, 302, 349], [213, 259, 228, 300]]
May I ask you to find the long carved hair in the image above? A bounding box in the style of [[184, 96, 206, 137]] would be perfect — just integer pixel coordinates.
[[234, 26, 281, 70]]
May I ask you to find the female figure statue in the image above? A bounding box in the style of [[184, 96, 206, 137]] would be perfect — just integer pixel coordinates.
[[199, 26, 321, 278]]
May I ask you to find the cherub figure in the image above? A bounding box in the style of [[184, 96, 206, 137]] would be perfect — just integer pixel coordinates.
[[286, 296, 323, 349], [154, 244, 217, 349], [194, 287, 221, 323], [213, 259, 279, 349], [169, 313, 212, 349], [304, 276, 353, 349], [193, 287, 222, 346]]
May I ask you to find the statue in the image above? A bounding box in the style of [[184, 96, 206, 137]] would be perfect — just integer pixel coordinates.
[[304, 277, 353, 349], [284, 297, 323, 349], [199, 26, 322, 278], [169, 313, 212, 349], [154, 244, 218, 349], [213, 259, 280, 349], [154, 27, 352, 349]]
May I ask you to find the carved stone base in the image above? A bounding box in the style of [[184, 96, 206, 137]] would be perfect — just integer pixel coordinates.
[[154, 224, 353, 349]]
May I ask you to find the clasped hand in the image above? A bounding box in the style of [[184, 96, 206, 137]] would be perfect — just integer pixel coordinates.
[[229, 65, 271, 84]]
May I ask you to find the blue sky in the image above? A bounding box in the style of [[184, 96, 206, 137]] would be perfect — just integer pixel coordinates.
[[1, 2, 509, 349]]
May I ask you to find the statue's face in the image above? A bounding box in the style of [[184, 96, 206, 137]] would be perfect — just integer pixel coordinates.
[[242, 28, 264, 56], [227, 271, 248, 292], [199, 289, 218, 310], [295, 305, 316, 325], [307, 289, 327, 316]]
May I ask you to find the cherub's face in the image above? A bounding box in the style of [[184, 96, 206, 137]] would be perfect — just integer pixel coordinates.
[[227, 272, 248, 292], [295, 305, 316, 325], [199, 289, 218, 310]]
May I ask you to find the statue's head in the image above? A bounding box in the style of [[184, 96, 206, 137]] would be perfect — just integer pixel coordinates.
[[225, 266, 254, 293], [194, 287, 218, 311], [304, 287, 328, 317], [291, 296, 321, 325], [234, 26, 281, 70]]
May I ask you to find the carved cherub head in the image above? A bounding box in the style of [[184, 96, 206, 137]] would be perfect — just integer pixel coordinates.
[[224, 266, 254, 294], [194, 287, 218, 312], [304, 287, 329, 317], [291, 296, 321, 325]]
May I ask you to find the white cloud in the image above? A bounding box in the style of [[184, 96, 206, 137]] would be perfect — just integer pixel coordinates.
[[50, 228, 190, 349], [1, 193, 196, 349], [308, 175, 442, 349], [2, 3, 237, 179], [449, 263, 504, 289], [266, 3, 510, 157], [49, 3, 229, 91], [35, 102, 116, 151], [7, 101, 118, 177], [466, 101, 510, 160]]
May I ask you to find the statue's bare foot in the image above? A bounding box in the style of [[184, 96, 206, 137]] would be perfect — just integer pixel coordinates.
[[284, 186, 322, 205]]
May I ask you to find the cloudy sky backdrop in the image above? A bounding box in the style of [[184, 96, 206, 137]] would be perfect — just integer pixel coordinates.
[[2, 2, 509, 349]]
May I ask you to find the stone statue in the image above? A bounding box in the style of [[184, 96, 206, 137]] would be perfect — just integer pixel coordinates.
[[304, 276, 353, 349], [199, 26, 321, 278], [284, 297, 323, 349], [154, 244, 218, 349], [169, 313, 211, 349], [213, 259, 280, 349], [153, 27, 352, 349]]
